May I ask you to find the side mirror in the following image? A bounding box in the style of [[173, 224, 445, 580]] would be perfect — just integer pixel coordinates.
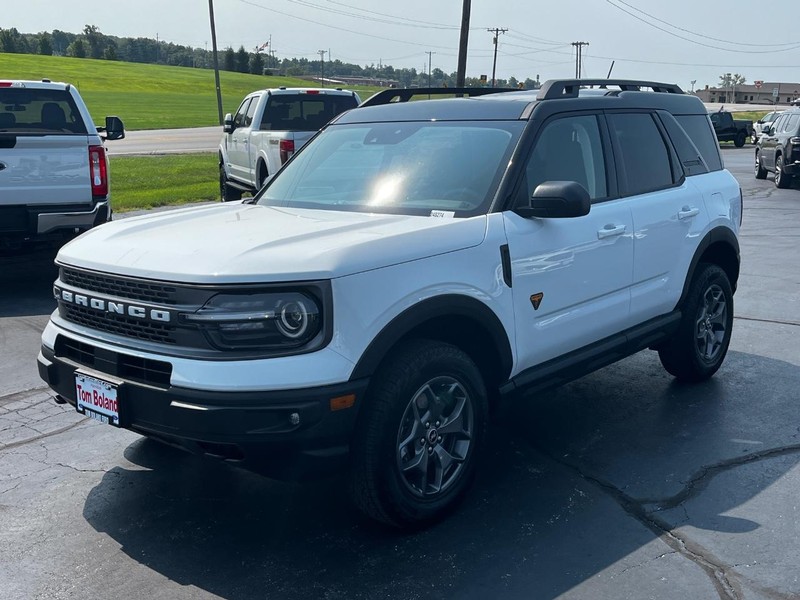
[[514, 181, 591, 219], [100, 115, 125, 141], [223, 113, 235, 134]]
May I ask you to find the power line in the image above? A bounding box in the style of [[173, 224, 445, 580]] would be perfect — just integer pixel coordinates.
[[610, 0, 800, 48], [603, 0, 800, 54]]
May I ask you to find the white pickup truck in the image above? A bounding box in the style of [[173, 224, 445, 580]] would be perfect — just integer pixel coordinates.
[[0, 79, 124, 249], [218, 87, 360, 200]]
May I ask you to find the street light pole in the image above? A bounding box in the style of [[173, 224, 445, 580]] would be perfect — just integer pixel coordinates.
[[318, 50, 327, 87], [456, 0, 471, 87], [208, 0, 224, 125]]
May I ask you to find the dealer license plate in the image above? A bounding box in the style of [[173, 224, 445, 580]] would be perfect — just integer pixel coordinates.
[[75, 372, 120, 426]]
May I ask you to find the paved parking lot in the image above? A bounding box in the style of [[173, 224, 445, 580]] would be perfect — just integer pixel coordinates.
[[0, 146, 798, 600]]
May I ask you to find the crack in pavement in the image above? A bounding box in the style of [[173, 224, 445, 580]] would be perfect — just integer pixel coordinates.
[[0, 420, 86, 452], [536, 442, 800, 599], [0, 386, 50, 407]]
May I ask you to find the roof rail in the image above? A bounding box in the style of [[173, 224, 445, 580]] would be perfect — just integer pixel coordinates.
[[359, 87, 516, 107], [536, 79, 684, 101]]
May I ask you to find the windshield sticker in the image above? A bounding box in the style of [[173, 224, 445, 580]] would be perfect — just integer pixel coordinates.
[[430, 210, 455, 218]]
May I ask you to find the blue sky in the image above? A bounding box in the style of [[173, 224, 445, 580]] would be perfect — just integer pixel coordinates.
[[5, 0, 799, 89]]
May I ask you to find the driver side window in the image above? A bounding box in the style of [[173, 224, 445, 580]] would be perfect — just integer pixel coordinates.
[[522, 114, 608, 203], [233, 98, 252, 128]]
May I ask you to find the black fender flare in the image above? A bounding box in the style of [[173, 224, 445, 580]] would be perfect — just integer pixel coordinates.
[[677, 226, 740, 309], [349, 294, 513, 384]]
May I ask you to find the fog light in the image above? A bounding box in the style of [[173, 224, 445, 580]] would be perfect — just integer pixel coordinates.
[[289, 412, 300, 426]]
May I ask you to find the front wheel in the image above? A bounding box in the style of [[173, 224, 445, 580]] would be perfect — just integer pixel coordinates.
[[219, 164, 242, 202], [755, 152, 768, 179], [775, 155, 791, 189], [658, 264, 734, 382], [348, 340, 488, 529]]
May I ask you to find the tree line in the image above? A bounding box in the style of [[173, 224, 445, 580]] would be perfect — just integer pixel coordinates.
[[0, 25, 540, 89]]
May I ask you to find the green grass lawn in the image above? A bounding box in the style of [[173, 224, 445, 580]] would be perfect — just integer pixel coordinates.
[[2, 54, 381, 129], [110, 153, 219, 211]]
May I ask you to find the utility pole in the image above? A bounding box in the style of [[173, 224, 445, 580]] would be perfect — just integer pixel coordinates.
[[487, 28, 507, 88], [571, 41, 589, 79], [207, 0, 224, 125], [456, 0, 471, 87], [318, 49, 327, 87], [425, 51, 435, 90]]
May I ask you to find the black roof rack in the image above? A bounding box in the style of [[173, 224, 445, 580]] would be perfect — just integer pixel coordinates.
[[536, 79, 684, 101], [360, 87, 516, 107]]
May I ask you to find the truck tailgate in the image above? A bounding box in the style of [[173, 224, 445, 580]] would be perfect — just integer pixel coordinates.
[[0, 135, 92, 206]]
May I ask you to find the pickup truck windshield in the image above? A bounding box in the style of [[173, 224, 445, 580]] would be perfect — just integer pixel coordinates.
[[258, 120, 524, 216], [0, 88, 87, 135]]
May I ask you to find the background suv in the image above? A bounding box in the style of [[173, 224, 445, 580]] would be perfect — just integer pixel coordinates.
[[755, 107, 800, 188]]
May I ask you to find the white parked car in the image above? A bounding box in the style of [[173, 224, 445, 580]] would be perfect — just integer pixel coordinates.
[[218, 87, 360, 200], [40, 80, 741, 529], [752, 110, 783, 145]]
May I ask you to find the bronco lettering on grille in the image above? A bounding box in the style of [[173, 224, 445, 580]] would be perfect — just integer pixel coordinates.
[[54, 286, 171, 323]]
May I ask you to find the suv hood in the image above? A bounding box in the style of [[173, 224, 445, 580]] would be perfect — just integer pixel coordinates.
[[57, 203, 488, 283]]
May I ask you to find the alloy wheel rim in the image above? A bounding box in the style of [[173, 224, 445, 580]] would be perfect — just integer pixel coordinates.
[[396, 376, 473, 498], [695, 284, 728, 363]]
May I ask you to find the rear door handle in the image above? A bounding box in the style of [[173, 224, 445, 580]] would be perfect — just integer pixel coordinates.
[[678, 206, 700, 220], [597, 224, 626, 239]]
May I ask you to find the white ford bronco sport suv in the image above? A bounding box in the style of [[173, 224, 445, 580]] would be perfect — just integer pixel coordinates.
[[0, 79, 124, 249], [39, 80, 741, 528]]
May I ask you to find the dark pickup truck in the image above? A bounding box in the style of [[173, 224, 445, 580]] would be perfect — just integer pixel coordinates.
[[709, 110, 753, 147]]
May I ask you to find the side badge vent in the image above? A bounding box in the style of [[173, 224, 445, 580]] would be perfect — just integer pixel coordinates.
[[530, 293, 544, 310]]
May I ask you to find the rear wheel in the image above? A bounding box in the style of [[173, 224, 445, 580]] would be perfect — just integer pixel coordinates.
[[219, 164, 242, 202], [755, 152, 768, 179], [734, 131, 746, 147], [348, 339, 488, 529], [775, 155, 791, 189], [658, 264, 733, 382]]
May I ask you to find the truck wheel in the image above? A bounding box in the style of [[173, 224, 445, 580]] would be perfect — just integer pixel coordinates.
[[734, 131, 746, 148], [775, 155, 791, 189], [658, 264, 733, 382], [219, 164, 242, 202], [256, 161, 268, 190], [755, 152, 767, 179], [349, 339, 488, 529]]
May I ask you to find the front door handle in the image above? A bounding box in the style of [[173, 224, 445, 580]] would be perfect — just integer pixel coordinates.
[[678, 206, 700, 220], [597, 224, 626, 239]]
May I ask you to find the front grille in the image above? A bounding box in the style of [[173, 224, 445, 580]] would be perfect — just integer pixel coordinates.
[[55, 335, 173, 388], [61, 267, 179, 305], [62, 304, 177, 345]]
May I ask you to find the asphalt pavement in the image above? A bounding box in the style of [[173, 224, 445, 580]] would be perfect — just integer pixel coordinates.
[[0, 145, 798, 600]]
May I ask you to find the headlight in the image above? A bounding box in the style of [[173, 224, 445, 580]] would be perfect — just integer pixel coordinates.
[[182, 292, 322, 351]]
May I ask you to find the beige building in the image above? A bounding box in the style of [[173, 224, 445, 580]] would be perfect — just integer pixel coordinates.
[[695, 82, 800, 105]]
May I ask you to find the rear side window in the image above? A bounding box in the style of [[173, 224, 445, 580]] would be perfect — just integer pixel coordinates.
[[674, 115, 723, 172], [607, 113, 674, 196], [0, 88, 87, 134], [261, 94, 359, 132], [783, 114, 800, 134]]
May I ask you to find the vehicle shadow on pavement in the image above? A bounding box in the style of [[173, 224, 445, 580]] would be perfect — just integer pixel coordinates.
[[82, 350, 800, 600], [0, 248, 58, 318]]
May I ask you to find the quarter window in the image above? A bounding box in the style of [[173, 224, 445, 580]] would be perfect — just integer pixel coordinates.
[[523, 114, 608, 201], [674, 115, 723, 172], [608, 113, 674, 196]]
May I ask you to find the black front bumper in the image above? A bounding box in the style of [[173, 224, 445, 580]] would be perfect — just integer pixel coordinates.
[[38, 344, 368, 480]]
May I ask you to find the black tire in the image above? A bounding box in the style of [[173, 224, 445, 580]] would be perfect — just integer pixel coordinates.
[[219, 164, 242, 202], [755, 151, 768, 179], [734, 131, 746, 148], [256, 161, 268, 191], [348, 339, 488, 529], [658, 264, 734, 382], [775, 155, 791, 189]]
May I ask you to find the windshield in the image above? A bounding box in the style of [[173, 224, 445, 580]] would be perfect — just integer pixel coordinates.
[[258, 120, 524, 217]]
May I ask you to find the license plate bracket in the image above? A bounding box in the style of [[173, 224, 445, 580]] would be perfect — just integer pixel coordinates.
[[75, 370, 123, 427]]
